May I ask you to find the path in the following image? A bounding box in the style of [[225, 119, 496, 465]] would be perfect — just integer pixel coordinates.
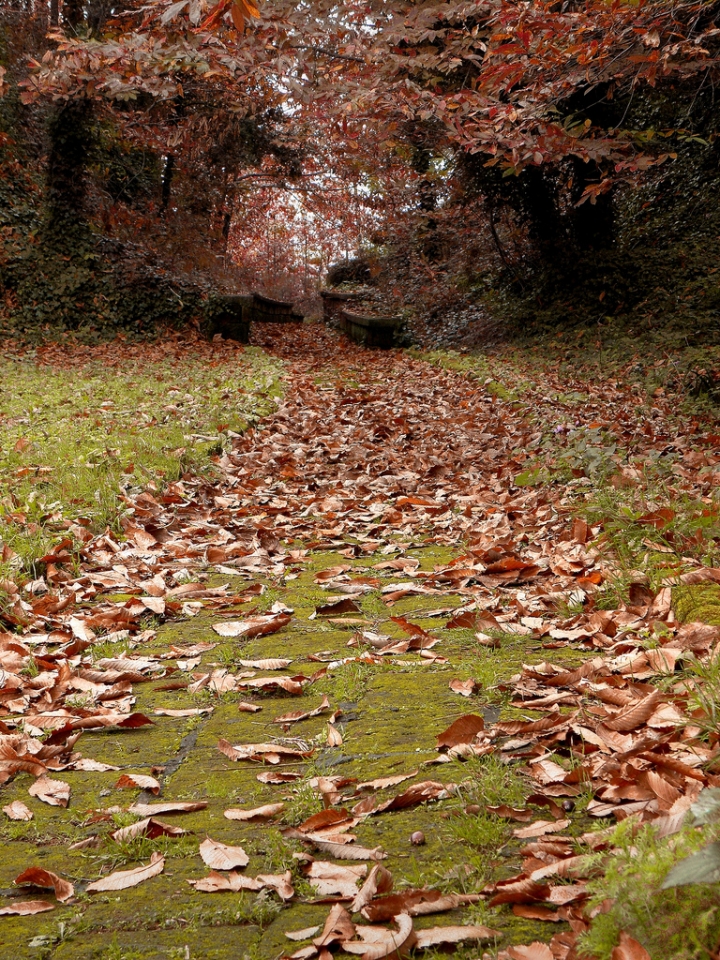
[[0, 324, 716, 960]]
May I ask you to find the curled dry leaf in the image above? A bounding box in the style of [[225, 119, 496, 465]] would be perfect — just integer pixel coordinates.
[[436, 714, 484, 750], [111, 817, 187, 842], [314, 905, 356, 947], [307, 861, 367, 898], [28, 777, 70, 808], [224, 803, 285, 821], [304, 838, 387, 861], [512, 819, 571, 839], [115, 774, 161, 794], [237, 658, 292, 670], [128, 801, 207, 816], [199, 837, 250, 870], [189, 870, 294, 900], [212, 614, 291, 638], [413, 924, 502, 949], [0, 900, 54, 916], [351, 863, 394, 914], [361, 890, 480, 922], [218, 738, 313, 762], [449, 679, 477, 697], [15, 867, 74, 902], [273, 696, 331, 724], [341, 912, 414, 958], [86, 852, 164, 892], [506, 944, 555, 960], [611, 932, 652, 960], [3, 801, 32, 821], [327, 723, 343, 747]]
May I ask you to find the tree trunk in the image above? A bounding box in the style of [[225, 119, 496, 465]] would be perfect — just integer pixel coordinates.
[[45, 98, 92, 230], [160, 153, 174, 216]]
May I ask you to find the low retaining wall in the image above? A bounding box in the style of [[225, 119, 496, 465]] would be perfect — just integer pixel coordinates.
[[207, 293, 304, 341], [339, 309, 404, 349], [320, 289, 367, 325]]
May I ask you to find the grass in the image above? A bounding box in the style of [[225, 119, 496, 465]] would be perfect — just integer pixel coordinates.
[[580, 817, 720, 960], [0, 344, 282, 579]]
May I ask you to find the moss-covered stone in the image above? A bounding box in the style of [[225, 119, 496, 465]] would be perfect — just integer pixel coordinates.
[[673, 583, 720, 626]]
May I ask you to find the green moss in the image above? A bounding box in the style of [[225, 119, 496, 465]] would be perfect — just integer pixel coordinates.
[[674, 583, 720, 626]]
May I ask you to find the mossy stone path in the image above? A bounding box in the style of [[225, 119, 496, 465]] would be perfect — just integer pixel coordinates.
[[3, 324, 716, 960]]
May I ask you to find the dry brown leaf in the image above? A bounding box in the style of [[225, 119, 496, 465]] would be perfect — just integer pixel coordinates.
[[128, 801, 207, 816], [361, 890, 480, 922], [212, 614, 291, 638], [413, 924, 501, 949], [506, 944, 554, 960], [307, 861, 367, 898], [305, 837, 387, 861], [341, 913, 414, 958], [115, 773, 161, 794], [87, 852, 164, 892], [237, 658, 293, 670], [189, 870, 293, 899], [111, 817, 187, 842], [449, 679, 477, 697], [224, 803, 285, 821], [3, 801, 32, 821], [351, 864, 394, 913], [436, 714, 484, 750], [15, 867, 74, 902], [314, 904, 356, 947], [0, 900, 54, 916], [28, 776, 70, 808], [199, 837, 250, 870], [611, 932, 652, 960], [512, 819, 571, 839]]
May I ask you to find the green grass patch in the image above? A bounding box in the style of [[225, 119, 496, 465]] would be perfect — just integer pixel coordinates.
[[0, 344, 282, 578]]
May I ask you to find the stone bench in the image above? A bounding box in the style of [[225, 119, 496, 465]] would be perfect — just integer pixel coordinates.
[[250, 292, 304, 324], [207, 294, 252, 342], [206, 293, 304, 341], [339, 309, 405, 349], [320, 289, 370, 325]]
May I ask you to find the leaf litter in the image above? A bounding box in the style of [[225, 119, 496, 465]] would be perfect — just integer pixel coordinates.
[[1, 325, 720, 957]]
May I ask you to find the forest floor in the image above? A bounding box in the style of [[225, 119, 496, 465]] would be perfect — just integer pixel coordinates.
[[0, 323, 719, 960]]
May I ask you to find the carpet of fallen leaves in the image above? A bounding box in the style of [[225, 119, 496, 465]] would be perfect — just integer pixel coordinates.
[[1, 323, 720, 959]]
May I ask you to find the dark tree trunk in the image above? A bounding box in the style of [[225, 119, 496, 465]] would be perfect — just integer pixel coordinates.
[[569, 158, 615, 250], [160, 153, 175, 216], [62, 0, 83, 28], [50, 0, 59, 25], [45, 98, 93, 229]]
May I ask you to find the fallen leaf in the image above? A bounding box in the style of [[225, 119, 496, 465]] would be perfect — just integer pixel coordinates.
[[199, 837, 250, 870], [307, 861, 367, 898], [87, 852, 164, 892], [28, 777, 70, 808], [115, 774, 161, 794], [128, 801, 207, 816], [3, 801, 32, 821], [15, 867, 74, 902], [224, 803, 285, 821], [212, 613, 291, 638], [413, 924, 501, 949], [437, 714, 484, 750], [341, 913, 414, 958], [0, 900, 54, 916], [449, 679, 477, 697], [611, 932, 652, 960]]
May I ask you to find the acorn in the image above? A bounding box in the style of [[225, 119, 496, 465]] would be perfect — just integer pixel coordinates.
[[410, 831, 426, 846]]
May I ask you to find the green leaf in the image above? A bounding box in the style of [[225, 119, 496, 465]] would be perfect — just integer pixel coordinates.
[[661, 841, 720, 888]]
